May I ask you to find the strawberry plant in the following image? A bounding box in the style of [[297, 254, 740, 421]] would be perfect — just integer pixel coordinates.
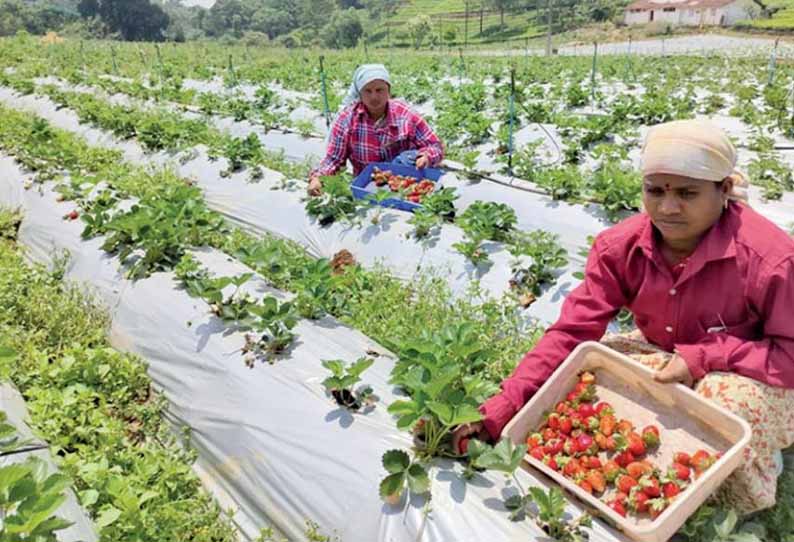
[[507, 230, 568, 298], [305, 174, 362, 226], [749, 152, 794, 201], [378, 449, 430, 506], [209, 133, 265, 180], [321, 357, 375, 410], [589, 159, 642, 222], [457, 201, 517, 243], [407, 187, 458, 240]]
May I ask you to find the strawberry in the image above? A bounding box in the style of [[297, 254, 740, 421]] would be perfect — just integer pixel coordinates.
[[555, 401, 570, 415], [64, 210, 79, 220], [526, 433, 543, 448], [576, 434, 596, 456], [599, 414, 616, 436], [608, 499, 627, 517], [648, 497, 668, 520], [408, 194, 421, 203], [604, 435, 617, 451], [547, 413, 561, 431], [630, 491, 650, 513], [692, 450, 717, 474], [602, 460, 621, 482], [563, 458, 583, 478], [577, 478, 593, 494], [627, 432, 647, 457], [459, 438, 470, 454], [584, 416, 600, 432], [542, 428, 557, 442], [615, 450, 635, 468], [578, 403, 595, 418], [544, 455, 559, 471], [626, 461, 653, 479], [544, 438, 563, 456], [559, 417, 573, 435], [673, 452, 691, 466], [566, 391, 578, 403], [585, 469, 606, 493], [617, 474, 638, 494], [642, 425, 660, 448], [585, 456, 602, 470], [616, 419, 634, 436], [663, 481, 681, 499], [668, 462, 690, 482], [530, 446, 545, 461], [594, 432, 608, 451], [569, 413, 584, 429], [640, 475, 661, 498], [614, 491, 629, 504], [594, 401, 614, 417], [579, 371, 596, 385], [563, 437, 578, 457]]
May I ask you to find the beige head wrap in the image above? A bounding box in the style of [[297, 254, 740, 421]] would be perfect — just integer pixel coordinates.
[[641, 119, 749, 203]]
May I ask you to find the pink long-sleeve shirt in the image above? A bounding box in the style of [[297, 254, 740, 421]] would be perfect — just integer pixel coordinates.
[[312, 99, 444, 177], [481, 202, 794, 440]]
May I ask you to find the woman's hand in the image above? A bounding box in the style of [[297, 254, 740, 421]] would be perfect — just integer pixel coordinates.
[[415, 152, 430, 169], [451, 421, 489, 455], [653, 354, 694, 387], [307, 175, 323, 196]]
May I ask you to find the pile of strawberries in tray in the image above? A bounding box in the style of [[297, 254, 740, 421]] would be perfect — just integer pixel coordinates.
[[525, 372, 720, 520], [371, 167, 435, 204]]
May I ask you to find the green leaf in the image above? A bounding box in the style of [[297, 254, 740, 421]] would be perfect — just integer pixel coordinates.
[[95, 506, 122, 529], [80, 489, 99, 507], [715, 509, 738, 539], [382, 450, 410, 474], [406, 463, 430, 495], [449, 403, 483, 426], [0, 464, 32, 499], [427, 401, 454, 426], [379, 472, 405, 501]]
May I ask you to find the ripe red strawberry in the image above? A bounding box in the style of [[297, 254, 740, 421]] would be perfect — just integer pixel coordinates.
[[543, 455, 559, 471], [630, 491, 650, 513], [594, 432, 608, 451], [663, 481, 681, 499], [614, 491, 629, 504], [668, 462, 690, 482], [599, 414, 616, 437], [602, 460, 621, 482], [566, 391, 578, 403], [615, 450, 635, 468], [584, 416, 600, 432], [544, 438, 563, 456], [555, 401, 570, 415], [530, 446, 545, 461], [526, 433, 543, 448], [64, 210, 79, 220], [559, 417, 573, 435], [569, 413, 584, 429], [640, 475, 661, 498], [576, 434, 596, 455], [578, 403, 595, 418], [542, 428, 557, 442], [616, 419, 634, 436], [408, 194, 421, 203], [595, 401, 614, 417], [626, 461, 653, 479], [608, 499, 627, 517], [673, 452, 691, 466], [627, 433, 647, 457], [547, 413, 561, 431], [616, 474, 638, 494], [642, 425, 660, 447], [585, 469, 606, 493], [459, 438, 470, 454]]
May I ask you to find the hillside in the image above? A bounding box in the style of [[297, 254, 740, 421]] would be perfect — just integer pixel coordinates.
[[367, 0, 630, 48]]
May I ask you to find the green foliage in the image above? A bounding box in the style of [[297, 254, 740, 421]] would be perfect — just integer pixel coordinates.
[[305, 174, 361, 226], [378, 449, 429, 504]]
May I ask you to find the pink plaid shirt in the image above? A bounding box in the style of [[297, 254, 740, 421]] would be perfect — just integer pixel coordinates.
[[481, 203, 794, 440], [312, 100, 444, 177]]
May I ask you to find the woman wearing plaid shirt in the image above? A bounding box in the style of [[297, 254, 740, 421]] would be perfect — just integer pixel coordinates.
[[308, 64, 444, 196]]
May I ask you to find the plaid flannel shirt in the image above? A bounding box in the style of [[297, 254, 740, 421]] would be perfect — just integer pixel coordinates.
[[312, 99, 444, 177]]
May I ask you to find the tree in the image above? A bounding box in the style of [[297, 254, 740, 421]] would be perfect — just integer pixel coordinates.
[[97, 0, 170, 40], [487, 0, 518, 28], [252, 7, 295, 39], [322, 8, 362, 48], [408, 14, 431, 49], [77, 0, 99, 17]]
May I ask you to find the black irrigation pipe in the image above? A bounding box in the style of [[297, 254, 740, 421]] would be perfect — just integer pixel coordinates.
[[0, 443, 49, 458]]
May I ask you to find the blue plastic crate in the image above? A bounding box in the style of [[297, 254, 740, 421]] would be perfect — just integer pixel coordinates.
[[351, 162, 443, 213]]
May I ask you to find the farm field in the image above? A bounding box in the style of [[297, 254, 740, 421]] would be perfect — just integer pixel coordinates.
[[0, 32, 793, 542]]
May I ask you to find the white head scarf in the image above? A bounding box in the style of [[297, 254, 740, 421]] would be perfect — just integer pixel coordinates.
[[341, 64, 391, 109], [641, 120, 749, 203]]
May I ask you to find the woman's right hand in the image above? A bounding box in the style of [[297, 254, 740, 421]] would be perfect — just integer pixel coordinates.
[[451, 421, 488, 455], [307, 175, 323, 196]]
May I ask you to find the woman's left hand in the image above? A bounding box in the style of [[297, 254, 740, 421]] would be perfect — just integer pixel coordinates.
[[653, 354, 694, 387], [415, 152, 430, 169]]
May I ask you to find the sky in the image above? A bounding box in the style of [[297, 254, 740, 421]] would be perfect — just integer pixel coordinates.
[[179, 0, 215, 7]]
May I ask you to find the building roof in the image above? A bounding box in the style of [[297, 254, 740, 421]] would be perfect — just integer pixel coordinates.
[[626, 0, 737, 10]]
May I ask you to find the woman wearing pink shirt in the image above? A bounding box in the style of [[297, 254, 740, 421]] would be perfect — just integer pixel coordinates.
[[453, 120, 794, 514]]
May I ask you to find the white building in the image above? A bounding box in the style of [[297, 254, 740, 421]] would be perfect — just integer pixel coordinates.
[[624, 0, 754, 26]]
